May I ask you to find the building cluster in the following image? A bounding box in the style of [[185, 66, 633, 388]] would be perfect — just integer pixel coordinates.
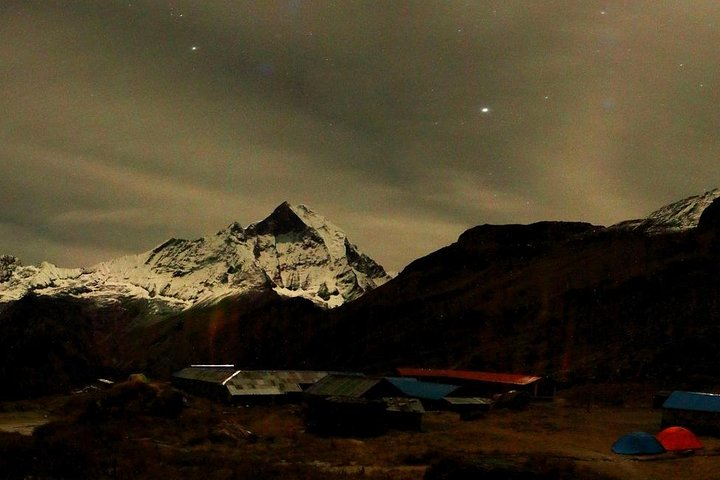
[[658, 390, 720, 435], [171, 365, 554, 435]]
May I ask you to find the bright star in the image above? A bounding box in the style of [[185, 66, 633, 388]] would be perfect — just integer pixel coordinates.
[[480, 107, 490, 114], [191, 46, 199, 51]]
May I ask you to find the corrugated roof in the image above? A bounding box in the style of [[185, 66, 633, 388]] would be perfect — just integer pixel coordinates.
[[227, 384, 283, 396], [305, 375, 385, 398], [172, 368, 328, 392], [663, 391, 720, 413], [396, 368, 542, 386], [251, 370, 329, 385], [172, 367, 237, 384], [386, 377, 460, 400], [444, 397, 494, 406], [224, 375, 303, 394], [222, 370, 329, 396]]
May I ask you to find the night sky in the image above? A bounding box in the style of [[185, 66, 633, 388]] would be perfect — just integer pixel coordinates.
[[2, 1, 720, 273]]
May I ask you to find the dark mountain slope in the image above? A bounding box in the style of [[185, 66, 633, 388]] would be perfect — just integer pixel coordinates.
[[0, 289, 328, 399], [125, 290, 326, 379], [0, 294, 151, 398], [309, 218, 720, 384]]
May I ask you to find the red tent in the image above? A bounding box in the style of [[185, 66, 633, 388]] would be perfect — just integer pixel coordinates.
[[656, 426, 703, 451]]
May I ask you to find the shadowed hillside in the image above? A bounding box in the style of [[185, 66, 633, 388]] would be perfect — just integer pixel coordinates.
[[0, 290, 327, 399], [0, 294, 148, 398], [126, 290, 325, 378], [307, 216, 720, 384]]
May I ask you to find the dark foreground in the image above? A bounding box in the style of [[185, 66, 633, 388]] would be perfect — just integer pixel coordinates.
[[2, 381, 720, 480]]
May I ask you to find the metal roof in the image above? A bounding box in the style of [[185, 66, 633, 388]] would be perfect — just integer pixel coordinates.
[[172, 368, 328, 392], [396, 368, 542, 386], [244, 370, 329, 385], [222, 370, 328, 396], [305, 374, 386, 398], [444, 397, 494, 406], [224, 375, 303, 394], [386, 377, 460, 400], [662, 391, 720, 413], [226, 384, 283, 396], [172, 367, 237, 384]]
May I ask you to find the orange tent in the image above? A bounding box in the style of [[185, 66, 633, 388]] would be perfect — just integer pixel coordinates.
[[656, 426, 703, 451]]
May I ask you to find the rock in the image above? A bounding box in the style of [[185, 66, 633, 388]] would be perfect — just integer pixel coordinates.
[[697, 197, 720, 232]]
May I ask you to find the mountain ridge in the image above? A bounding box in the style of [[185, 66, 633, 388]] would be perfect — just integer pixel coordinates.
[[0, 202, 392, 310], [305, 189, 720, 379], [611, 188, 720, 233], [4, 190, 720, 398]]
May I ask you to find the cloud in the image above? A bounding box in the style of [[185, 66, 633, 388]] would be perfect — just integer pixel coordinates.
[[2, 2, 720, 272], [0, 220, 128, 269], [343, 212, 470, 275]]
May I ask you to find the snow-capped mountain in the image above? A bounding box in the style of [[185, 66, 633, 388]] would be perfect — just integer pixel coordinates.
[[0, 202, 392, 309], [611, 188, 720, 234]]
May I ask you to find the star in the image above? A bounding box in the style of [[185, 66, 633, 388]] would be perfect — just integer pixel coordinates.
[[191, 46, 199, 51], [480, 106, 491, 114]]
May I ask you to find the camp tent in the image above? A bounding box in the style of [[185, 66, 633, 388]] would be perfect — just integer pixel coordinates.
[[611, 432, 665, 455], [656, 426, 703, 451]]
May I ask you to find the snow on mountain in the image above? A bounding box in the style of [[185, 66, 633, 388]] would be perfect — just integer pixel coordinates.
[[242, 203, 390, 306], [611, 188, 720, 234], [0, 258, 83, 304], [0, 202, 392, 310]]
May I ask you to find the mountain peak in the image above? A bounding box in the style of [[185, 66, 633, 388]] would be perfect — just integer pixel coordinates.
[[247, 201, 310, 236], [270, 202, 331, 229], [242, 202, 390, 305]]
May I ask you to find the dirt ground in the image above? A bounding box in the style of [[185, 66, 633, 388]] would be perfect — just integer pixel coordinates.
[[0, 411, 52, 435], [0, 395, 66, 435], [3, 386, 720, 479]]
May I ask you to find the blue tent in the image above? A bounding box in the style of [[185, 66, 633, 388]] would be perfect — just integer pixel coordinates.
[[612, 431, 665, 455]]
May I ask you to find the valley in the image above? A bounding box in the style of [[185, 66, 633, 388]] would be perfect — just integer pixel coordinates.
[[2, 383, 720, 479]]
